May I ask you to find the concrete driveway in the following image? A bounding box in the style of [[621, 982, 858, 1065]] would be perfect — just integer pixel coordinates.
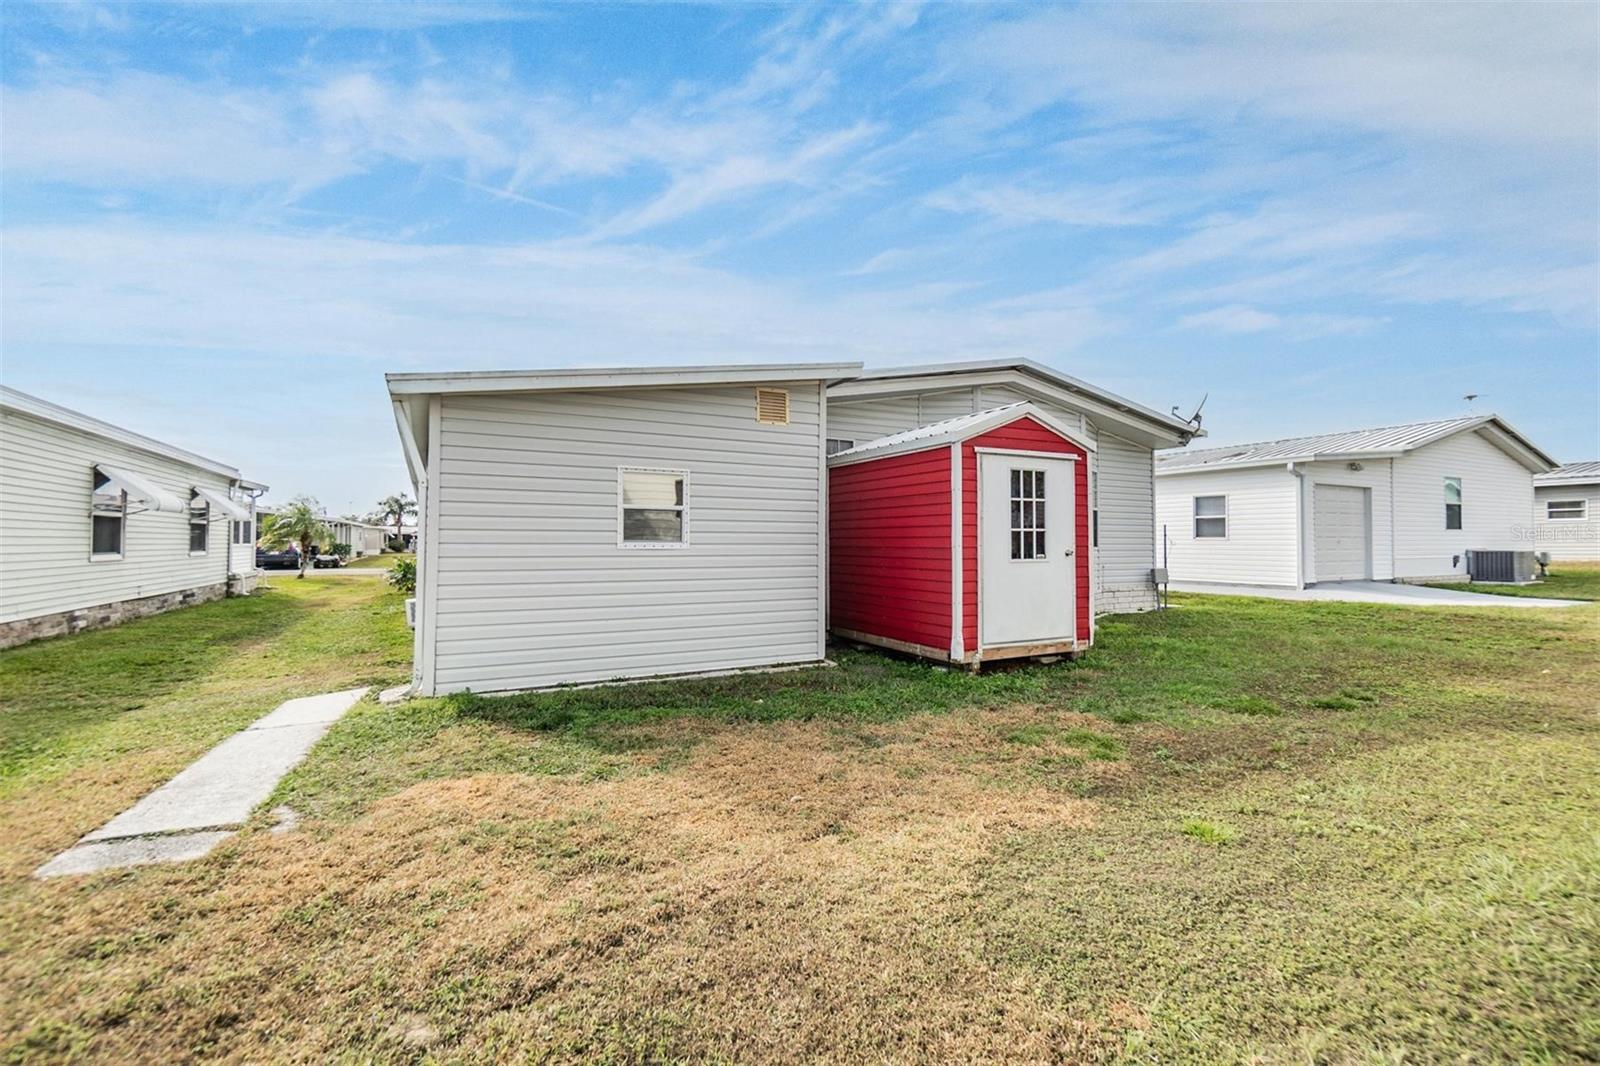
[[1170, 580, 1586, 609]]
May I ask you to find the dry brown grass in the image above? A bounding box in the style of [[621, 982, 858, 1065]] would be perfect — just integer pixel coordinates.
[[4, 710, 1131, 1063]]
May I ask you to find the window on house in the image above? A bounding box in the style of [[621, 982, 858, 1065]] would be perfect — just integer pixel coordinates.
[[189, 497, 209, 553], [91, 472, 125, 558], [1194, 495, 1227, 538], [1444, 477, 1463, 530], [825, 438, 855, 456], [1546, 499, 1587, 520], [1010, 468, 1046, 560], [620, 468, 687, 545]]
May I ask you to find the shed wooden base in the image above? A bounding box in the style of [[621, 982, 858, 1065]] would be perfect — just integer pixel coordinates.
[[830, 627, 1081, 670]]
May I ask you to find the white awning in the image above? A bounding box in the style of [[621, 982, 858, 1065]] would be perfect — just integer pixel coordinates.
[[192, 486, 249, 521], [94, 463, 187, 514]]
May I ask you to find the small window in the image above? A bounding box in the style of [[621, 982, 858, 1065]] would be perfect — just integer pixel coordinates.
[[1194, 495, 1227, 538], [189, 497, 209, 554], [825, 438, 855, 456], [90, 471, 125, 559], [755, 388, 790, 425], [1444, 477, 1462, 530], [1546, 499, 1587, 520], [1009, 468, 1047, 560], [620, 468, 687, 546]]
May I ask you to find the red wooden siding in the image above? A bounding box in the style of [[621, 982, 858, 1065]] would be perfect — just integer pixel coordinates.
[[961, 418, 1091, 651], [829, 447, 952, 653]]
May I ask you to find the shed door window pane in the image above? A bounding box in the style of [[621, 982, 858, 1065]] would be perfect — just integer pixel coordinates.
[[1009, 468, 1046, 560], [1444, 477, 1462, 530], [1546, 499, 1586, 520], [1194, 495, 1227, 538], [621, 470, 686, 544]]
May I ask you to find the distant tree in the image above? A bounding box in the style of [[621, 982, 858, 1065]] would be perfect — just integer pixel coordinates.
[[375, 493, 417, 542], [262, 497, 331, 580]]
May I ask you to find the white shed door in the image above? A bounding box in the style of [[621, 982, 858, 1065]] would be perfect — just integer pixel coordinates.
[[1313, 484, 1369, 582], [980, 453, 1075, 646]]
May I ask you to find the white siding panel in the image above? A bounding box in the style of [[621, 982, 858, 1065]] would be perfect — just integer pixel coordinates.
[[1154, 467, 1299, 586], [428, 383, 825, 693], [1534, 483, 1600, 560], [1093, 432, 1155, 609], [827, 396, 921, 444], [1391, 430, 1537, 579], [0, 409, 239, 622]]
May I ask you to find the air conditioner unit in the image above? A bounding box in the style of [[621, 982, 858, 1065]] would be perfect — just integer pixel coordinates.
[[1466, 550, 1536, 584], [405, 597, 417, 628]]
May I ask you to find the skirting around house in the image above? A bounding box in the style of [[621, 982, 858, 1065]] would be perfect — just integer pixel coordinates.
[[1097, 583, 1158, 615], [0, 581, 232, 650]]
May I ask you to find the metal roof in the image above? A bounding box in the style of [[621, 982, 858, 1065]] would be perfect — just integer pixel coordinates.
[[1535, 461, 1600, 486], [1155, 414, 1554, 475], [828, 402, 1092, 466], [1, 385, 243, 480], [387, 361, 862, 395], [840, 358, 1198, 437]]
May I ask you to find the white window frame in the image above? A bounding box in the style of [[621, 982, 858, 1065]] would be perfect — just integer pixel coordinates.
[[1545, 498, 1587, 521], [189, 496, 210, 556], [1193, 494, 1228, 539], [617, 466, 689, 549], [1444, 476, 1463, 530], [1008, 466, 1049, 562], [825, 438, 855, 456], [89, 473, 126, 562]]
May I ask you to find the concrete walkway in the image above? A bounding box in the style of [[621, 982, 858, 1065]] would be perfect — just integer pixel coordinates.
[[36, 687, 368, 878], [1170, 580, 1585, 609]]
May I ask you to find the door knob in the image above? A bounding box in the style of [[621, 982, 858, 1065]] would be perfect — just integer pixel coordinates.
[[1063, 549, 1074, 557]]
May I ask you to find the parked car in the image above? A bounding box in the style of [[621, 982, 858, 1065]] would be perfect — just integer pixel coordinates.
[[255, 547, 301, 570], [311, 550, 343, 569]]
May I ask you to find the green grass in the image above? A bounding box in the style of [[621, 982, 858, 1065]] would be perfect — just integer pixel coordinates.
[[1, 587, 1595, 1062], [1427, 560, 1600, 601], [343, 552, 413, 570]]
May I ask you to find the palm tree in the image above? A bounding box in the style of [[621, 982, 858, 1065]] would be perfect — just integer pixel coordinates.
[[375, 493, 416, 544], [263, 497, 331, 580]]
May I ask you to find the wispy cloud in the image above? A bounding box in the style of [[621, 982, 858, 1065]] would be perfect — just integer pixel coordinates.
[[1177, 305, 1382, 339]]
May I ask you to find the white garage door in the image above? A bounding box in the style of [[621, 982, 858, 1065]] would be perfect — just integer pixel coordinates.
[[1313, 484, 1369, 582]]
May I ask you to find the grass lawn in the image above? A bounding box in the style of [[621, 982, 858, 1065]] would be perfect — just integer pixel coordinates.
[[343, 552, 413, 570], [2, 586, 1596, 1062], [1427, 559, 1600, 601]]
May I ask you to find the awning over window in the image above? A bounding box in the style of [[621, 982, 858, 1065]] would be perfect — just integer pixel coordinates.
[[94, 463, 187, 514], [192, 486, 249, 521]]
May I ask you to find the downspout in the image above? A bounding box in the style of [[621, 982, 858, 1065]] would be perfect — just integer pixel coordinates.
[[1288, 461, 1307, 589]]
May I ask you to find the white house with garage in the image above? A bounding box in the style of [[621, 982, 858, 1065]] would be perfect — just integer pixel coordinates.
[[1532, 462, 1600, 561], [1153, 415, 1555, 588], [0, 386, 266, 648], [389, 359, 1200, 695]]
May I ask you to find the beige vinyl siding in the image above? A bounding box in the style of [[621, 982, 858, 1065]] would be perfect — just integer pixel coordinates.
[[0, 408, 236, 623], [1391, 430, 1537, 580], [1154, 466, 1300, 586], [427, 383, 824, 693], [1534, 483, 1600, 560]]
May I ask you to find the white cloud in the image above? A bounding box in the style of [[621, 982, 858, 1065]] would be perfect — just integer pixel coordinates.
[[924, 178, 1161, 228], [1177, 305, 1381, 339]]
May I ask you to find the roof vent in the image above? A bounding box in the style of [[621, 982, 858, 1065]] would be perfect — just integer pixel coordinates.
[[755, 388, 790, 425]]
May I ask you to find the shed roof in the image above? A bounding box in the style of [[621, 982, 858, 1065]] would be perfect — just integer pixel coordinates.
[[1155, 414, 1554, 475], [1535, 461, 1600, 486], [828, 402, 1091, 466]]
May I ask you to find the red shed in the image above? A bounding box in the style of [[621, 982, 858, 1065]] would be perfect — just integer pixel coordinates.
[[828, 403, 1094, 667]]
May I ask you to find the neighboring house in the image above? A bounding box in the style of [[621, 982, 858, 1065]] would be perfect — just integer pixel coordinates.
[[389, 360, 1198, 695], [1532, 462, 1600, 561], [1153, 415, 1555, 588], [257, 508, 388, 557], [0, 386, 266, 648], [826, 360, 1202, 615]]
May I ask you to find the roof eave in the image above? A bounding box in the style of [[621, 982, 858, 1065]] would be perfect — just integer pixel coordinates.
[[386, 362, 864, 397]]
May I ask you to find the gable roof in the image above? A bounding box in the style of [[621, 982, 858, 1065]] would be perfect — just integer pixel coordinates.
[[828, 358, 1200, 446], [0, 385, 243, 480], [1535, 461, 1600, 487], [828, 402, 1091, 466], [1156, 414, 1555, 475]]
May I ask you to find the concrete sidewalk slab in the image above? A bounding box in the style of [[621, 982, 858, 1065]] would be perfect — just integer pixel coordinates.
[[1171, 580, 1585, 609], [38, 687, 367, 877]]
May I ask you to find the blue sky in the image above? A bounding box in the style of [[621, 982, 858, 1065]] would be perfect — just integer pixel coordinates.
[[2, 1, 1596, 514]]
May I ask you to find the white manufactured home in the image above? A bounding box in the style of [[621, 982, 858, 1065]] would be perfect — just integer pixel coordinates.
[[0, 387, 266, 648], [1532, 463, 1600, 561], [389, 360, 1199, 695], [1153, 415, 1555, 588]]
